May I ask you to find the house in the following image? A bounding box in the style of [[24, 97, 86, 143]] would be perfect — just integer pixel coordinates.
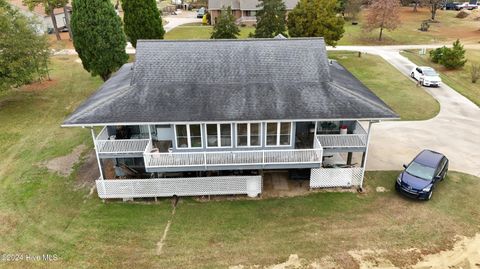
[[8, 0, 69, 33], [63, 38, 398, 200], [208, 0, 298, 25]]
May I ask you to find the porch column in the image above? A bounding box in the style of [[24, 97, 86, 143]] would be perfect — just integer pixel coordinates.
[[359, 121, 374, 188], [90, 128, 105, 180]]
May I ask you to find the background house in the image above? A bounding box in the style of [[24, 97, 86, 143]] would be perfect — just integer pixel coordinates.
[[8, 0, 68, 33], [208, 0, 298, 25]]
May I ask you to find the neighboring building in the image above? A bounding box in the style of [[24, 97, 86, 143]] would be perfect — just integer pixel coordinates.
[[63, 38, 398, 200], [8, 0, 69, 33], [208, 0, 298, 25]]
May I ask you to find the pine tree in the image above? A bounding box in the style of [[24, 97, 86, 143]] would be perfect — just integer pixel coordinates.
[[121, 0, 165, 48], [440, 39, 467, 69], [287, 0, 345, 46], [253, 0, 287, 38], [70, 0, 128, 81], [211, 6, 240, 39]]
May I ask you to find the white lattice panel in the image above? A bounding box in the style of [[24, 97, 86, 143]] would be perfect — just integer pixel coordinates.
[[310, 167, 364, 188], [96, 176, 262, 199]]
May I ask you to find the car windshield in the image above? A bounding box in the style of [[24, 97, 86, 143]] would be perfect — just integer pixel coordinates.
[[406, 161, 436, 180], [423, 69, 438, 76]]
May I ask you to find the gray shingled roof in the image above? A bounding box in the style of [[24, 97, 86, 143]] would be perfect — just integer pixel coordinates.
[[208, 0, 298, 10], [63, 38, 398, 126], [208, 0, 240, 10]]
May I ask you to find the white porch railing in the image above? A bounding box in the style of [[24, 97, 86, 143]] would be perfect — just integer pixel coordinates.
[[316, 121, 368, 149], [144, 137, 323, 169], [310, 167, 364, 188], [96, 175, 262, 199], [316, 134, 367, 148], [95, 127, 150, 155], [96, 139, 150, 154]]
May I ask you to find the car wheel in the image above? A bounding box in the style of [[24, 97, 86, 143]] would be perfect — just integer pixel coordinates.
[[442, 169, 448, 180], [411, 72, 415, 78]]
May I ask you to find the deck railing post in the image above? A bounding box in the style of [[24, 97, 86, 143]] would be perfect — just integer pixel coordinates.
[[204, 152, 207, 168], [359, 121, 374, 188]]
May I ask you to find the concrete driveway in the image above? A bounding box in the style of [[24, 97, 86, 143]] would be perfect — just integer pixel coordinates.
[[163, 11, 202, 33], [329, 46, 480, 177]]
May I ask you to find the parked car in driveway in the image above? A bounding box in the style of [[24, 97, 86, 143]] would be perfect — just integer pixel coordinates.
[[443, 2, 463, 9], [395, 150, 449, 200], [411, 66, 442, 87], [197, 7, 206, 18]]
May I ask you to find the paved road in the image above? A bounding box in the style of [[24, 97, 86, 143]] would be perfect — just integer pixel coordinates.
[[329, 46, 480, 177]]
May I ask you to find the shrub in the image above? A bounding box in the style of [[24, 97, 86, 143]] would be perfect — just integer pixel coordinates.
[[471, 63, 480, 83], [429, 40, 467, 70], [419, 21, 429, 32], [429, 46, 446, 63], [456, 10, 469, 18], [440, 39, 467, 69]]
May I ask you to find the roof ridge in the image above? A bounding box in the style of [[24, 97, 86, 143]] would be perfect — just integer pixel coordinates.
[[136, 37, 325, 43]]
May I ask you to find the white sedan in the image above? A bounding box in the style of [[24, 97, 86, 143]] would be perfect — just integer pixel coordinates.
[[410, 66, 442, 87]]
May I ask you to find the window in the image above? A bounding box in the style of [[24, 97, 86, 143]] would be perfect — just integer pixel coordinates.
[[175, 124, 202, 148], [206, 124, 232, 147], [266, 122, 291, 146], [236, 123, 261, 147]]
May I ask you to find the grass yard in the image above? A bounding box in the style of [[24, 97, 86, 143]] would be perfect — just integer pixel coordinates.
[[329, 51, 440, 120], [339, 7, 480, 45], [0, 56, 477, 268], [402, 49, 480, 107], [165, 23, 255, 40]]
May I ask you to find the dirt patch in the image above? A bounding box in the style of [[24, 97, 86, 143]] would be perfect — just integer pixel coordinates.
[[229, 234, 480, 268], [0, 212, 18, 234], [19, 79, 57, 92], [229, 254, 343, 269], [75, 149, 100, 186], [375, 186, 388, 192], [413, 234, 480, 268], [42, 144, 87, 177]]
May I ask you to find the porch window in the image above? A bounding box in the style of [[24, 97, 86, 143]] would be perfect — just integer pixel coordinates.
[[206, 124, 232, 147], [266, 122, 291, 146], [175, 124, 202, 148], [236, 123, 261, 147]]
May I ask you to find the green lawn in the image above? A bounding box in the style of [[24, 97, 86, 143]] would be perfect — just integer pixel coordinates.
[[329, 51, 440, 120], [402, 49, 480, 107], [0, 56, 477, 268], [339, 7, 480, 45], [165, 24, 255, 40]]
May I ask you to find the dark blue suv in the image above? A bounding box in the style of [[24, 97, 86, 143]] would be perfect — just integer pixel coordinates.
[[395, 150, 449, 200]]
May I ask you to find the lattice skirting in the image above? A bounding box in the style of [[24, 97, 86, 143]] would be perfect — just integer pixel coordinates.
[[310, 167, 364, 188], [96, 176, 262, 199]]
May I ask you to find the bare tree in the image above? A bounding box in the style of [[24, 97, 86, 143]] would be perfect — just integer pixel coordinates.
[[426, 0, 443, 20], [345, 0, 363, 22], [363, 0, 401, 41]]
